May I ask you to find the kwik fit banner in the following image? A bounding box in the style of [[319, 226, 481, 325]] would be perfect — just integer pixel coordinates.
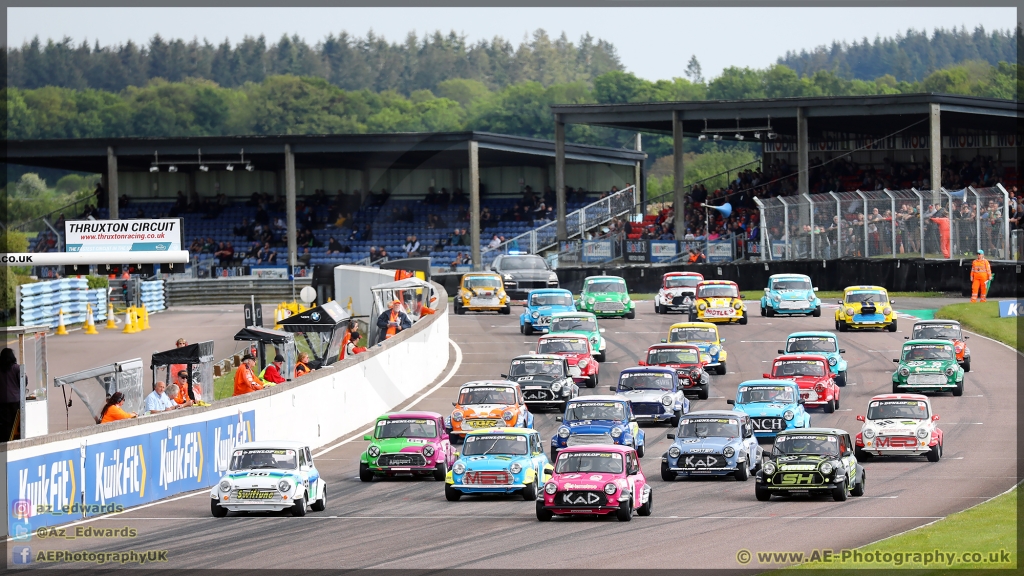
[[8, 410, 255, 534]]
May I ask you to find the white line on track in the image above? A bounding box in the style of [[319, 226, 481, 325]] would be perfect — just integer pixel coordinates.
[[741, 341, 784, 343], [102, 514, 946, 521]]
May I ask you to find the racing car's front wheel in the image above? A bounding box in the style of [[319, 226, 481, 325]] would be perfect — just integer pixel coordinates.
[[291, 495, 307, 517], [655, 303, 664, 314], [444, 484, 462, 501], [524, 323, 534, 336], [636, 442, 645, 458], [637, 488, 653, 516], [812, 306, 821, 317], [433, 462, 447, 481], [500, 306, 511, 315], [766, 307, 775, 318], [536, 501, 553, 521], [587, 373, 598, 388], [832, 479, 848, 502], [616, 497, 633, 522], [855, 448, 872, 461], [595, 351, 606, 362], [734, 461, 749, 481], [716, 362, 727, 376], [550, 447, 560, 462], [962, 356, 971, 372], [927, 442, 942, 462], [661, 461, 677, 481], [887, 321, 898, 333], [836, 371, 847, 387], [760, 305, 766, 317], [754, 483, 772, 501], [739, 313, 748, 325], [851, 469, 866, 497], [670, 411, 681, 428], [824, 399, 836, 414], [838, 323, 849, 332], [210, 499, 228, 517], [953, 380, 964, 397], [625, 310, 636, 320], [522, 477, 539, 501], [698, 387, 709, 400], [359, 463, 374, 482], [311, 486, 327, 512]]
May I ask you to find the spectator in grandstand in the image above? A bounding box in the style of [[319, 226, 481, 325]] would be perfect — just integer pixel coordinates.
[[144, 381, 176, 413], [214, 242, 234, 261], [233, 354, 264, 396], [437, 187, 451, 206], [273, 216, 287, 234], [256, 243, 277, 265], [233, 217, 252, 239], [189, 238, 203, 254], [255, 203, 270, 225], [427, 213, 447, 229], [259, 354, 287, 385], [488, 234, 502, 250], [348, 227, 363, 242], [202, 237, 216, 254], [98, 392, 136, 424], [327, 237, 344, 254], [403, 235, 421, 258], [450, 252, 467, 271], [378, 247, 389, 262], [362, 224, 373, 241], [451, 187, 468, 204], [425, 187, 440, 205], [298, 247, 312, 266]]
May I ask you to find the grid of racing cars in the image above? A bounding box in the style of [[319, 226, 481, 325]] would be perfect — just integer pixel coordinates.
[[214, 271, 969, 519]]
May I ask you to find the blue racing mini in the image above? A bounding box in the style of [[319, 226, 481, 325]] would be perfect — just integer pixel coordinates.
[[520, 289, 576, 335], [779, 331, 849, 386], [727, 379, 810, 438], [444, 427, 552, 501], [609, 366, 690, 427], [661, 410, 763, 481], [551, 396, 645, 461], [760, 273, 821, 317]]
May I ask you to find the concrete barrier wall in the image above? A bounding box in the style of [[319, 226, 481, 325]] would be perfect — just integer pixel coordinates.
[[3, 282, 450, 537]]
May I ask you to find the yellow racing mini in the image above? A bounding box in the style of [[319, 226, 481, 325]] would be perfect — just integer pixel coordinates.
[[690, 280, 747, 325], [834, 286, 898, 332], [454, 272, 511, 315]]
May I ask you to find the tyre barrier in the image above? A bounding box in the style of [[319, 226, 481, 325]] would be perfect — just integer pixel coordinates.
[[140, 280, 166, 312], [19, 278, 107, 328]]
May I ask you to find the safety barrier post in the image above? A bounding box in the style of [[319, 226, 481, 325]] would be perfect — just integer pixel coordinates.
[[997, 183, 1010, 259], [829, 192, 842, 258], [855, 190, 868, 258], [883, 189, 897, 256], [911, 188, 925, 257], [804, 193, 815, 259], [779, 196, 790, 260]]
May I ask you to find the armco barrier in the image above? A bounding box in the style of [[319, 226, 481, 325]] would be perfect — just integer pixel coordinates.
[[18, 278, 107, 328], [5, 282, 450, 537]]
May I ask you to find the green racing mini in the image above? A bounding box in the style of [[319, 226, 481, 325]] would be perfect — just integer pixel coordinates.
[[547, 311, 607, 362], [892, 339, 965, 396], [755, 428, 865, 502], [576, 276, 635, 319]]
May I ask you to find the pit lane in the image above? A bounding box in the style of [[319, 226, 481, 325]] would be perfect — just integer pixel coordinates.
[[19, 299, 1018, 569]]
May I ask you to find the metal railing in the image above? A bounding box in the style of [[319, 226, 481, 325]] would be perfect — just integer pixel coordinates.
[[758, 184, 1012, 261]]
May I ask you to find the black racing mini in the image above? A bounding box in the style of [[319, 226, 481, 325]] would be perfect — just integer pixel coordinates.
[[754, 428, 865, 502]]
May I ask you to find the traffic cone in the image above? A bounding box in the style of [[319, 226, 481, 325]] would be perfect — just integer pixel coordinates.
[[55, 308, 69, 336], [122, 306, 138, 334], [139, 305, 151, 330], [105, 302, 118, 329], [83, 304, 99, 335]]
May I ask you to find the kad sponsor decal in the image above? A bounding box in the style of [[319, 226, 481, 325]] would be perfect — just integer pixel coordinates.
[[558, 491, 603, 505]]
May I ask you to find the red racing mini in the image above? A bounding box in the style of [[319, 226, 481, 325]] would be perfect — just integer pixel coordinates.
[[537, 444, 652, 522], [763, 354, 840, 413], [536, 334, 600, 388], [638, 343, 710, 400]]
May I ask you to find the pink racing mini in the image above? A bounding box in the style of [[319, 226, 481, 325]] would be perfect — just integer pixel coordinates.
[[536, 444, 652, 522]]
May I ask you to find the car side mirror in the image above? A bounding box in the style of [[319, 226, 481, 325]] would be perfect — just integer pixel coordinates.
[[629, 417, 637, 423], [720, 338, 726, 343], [964, 336, 969, 339], [454, 451, 460, 458], [813, 287, 819, 292], [904, 336, 909, 340], [762, 373, 771, 378], [739, 294, 745, 299], [726, 399, 735, 405], [856, 415, 865, 422], [777, 349, 784, 354], [843, 450, 852, 458], [763, 288, 770, 294], [609, 386, 616, 392], [839, 349, 846, 353], [932, 414, 940, 421], [452, 401, 458, 406], [500, 373, 509, 379], [660, 339, 667, 343], [363, 434, 372, 441], [837, 300, 843, 305], [890, 299, 895, 305], [893, 359, 899, 363], [555, 416, 562, 422], [638, 360, 646, 366], [599, 328, 606, 333], [798, 398, 805, 405], [667, 433, 675, 440]]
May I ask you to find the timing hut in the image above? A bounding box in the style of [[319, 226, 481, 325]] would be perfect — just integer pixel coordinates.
[[5, 132, 646, 269], [551, 94, 1019, 238]]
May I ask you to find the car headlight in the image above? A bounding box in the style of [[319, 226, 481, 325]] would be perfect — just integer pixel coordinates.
[[944, 366, 955, 376], [423, 445, 435, 457], [503, 410, 515, 421], [916, 427, 929, 439], [772, 294, 781, 302], [453, 462, 466, 475], [545, 482, 557, 494], [828, 356, 838, 366], [898, 367, 909, 377], [820, 462, 833, 476], [863, 428, 875, 439], [783, 410, 795, 421], [734, 301, 743, 310], [845, 307, 855, 316], [551, 381, 562, 392], [452, 411, 464, 422], [579, 359, 588, 369], [763, 461, 776, 476], [557, 427, 570, 438], [590, 336, 598, 345], [219, 480, 232, 492], [661, 395, 673, 406], [587, 297, 596, 305], [611, 426, 623, 438], [883, 306, 892, 315], [532, 311, 540, 318], [668, 446, 681, 458], [368, 445, 380, 457], [698, 302, 707, 311], [709, 345, 721, 355], [278, 480, 291, 493], [690, 369, 701, 379], [510, 462, 522, 474], [723, 446, 735, 458], [604, 482, 617, 495]]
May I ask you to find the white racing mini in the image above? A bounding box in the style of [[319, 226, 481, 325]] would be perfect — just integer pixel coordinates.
[[211, 441, 327, 517], [854, 394, 944, 462]]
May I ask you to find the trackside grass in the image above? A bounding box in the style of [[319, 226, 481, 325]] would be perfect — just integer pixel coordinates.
[[783, 484, 1018, 571], [935, 301, 1020, 353]]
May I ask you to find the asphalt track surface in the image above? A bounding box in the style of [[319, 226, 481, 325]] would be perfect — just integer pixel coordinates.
[[12, 299, 1018, 570]]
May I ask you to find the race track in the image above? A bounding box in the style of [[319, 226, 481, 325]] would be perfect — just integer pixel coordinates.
[[14, 299, 1018, 569]]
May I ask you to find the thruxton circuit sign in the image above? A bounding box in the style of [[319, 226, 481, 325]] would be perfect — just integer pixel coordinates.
[[65, 218, 183, 252]]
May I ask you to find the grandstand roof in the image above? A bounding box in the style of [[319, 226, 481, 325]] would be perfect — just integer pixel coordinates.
[[4, 131, 646, 174], [551, 93, 1019, 140]]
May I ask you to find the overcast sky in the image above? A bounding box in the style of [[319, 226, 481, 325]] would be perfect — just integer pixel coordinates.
[[6, 7, 1016, 81]]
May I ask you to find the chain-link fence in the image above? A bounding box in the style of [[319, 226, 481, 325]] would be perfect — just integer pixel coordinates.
[[758, 184, 1011, 261]]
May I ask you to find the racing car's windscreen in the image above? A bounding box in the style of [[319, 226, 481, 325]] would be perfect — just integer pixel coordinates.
[[458, 387, 517, 405], [737, 385, 797, 404], [697, 284, 738, 298], [867, 399, 929, 420], [903, 344, 955, 361], [912, 324, 962, 341], [538, 338, 589, 354], [773, 434, 839, 457], [551, 317, 597, 332], [670, 327, 717, 343], [618, 372, 674, 390], [665, 276, 701, 288], [773, 360, 826, 377], [678, 417, 741, 438], [375, 419, 437, 439], [586, 280, 626, 293], [845, 291, 886, 304], [500, 256, 548, 271], [230, 448, 297, 471], [509, 359, 564, 378], [555, 451, 623, 474], [786, 337, 837, 353], [465, 276, 502, 289], [565, 402, 625, 421], [772, 279, 812, 291], [648, 349, 700, 365], [462, 434, 529, 456], [531, 293, 573, 307]]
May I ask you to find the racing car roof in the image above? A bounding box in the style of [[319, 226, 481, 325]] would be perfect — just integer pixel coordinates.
[[912, 319, 962, 326], [646, 343, 701, 350], [234, 440, 308, 451], [558, 443, 634, 456], [619, 366, 677, 376], [567, 394, 627, 403], [381, 411, 443, 420], [538, 334, 590, 341], [902, 339, 955, 346], [526, 288, 573, 295], [583, 275, 626, 281], [461, 272, 502, 280], [786, 331, 839, 339], [459, 380, 521, 388], [844, 285, 887, 292], [684, 409, 749, 419], [512, 353, 566, 361], [778, 427, 849, 436], [738, 378, 800, 389], [466, 427, 534, 436], [869, 393, 931, 402], [663, 271, 703, 277], [768, 273, 812, 279], [669, 322, 718, 330], [698, 279, 737, 285], [772, 354, 830, 363], [551, 311, 597, 318]]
